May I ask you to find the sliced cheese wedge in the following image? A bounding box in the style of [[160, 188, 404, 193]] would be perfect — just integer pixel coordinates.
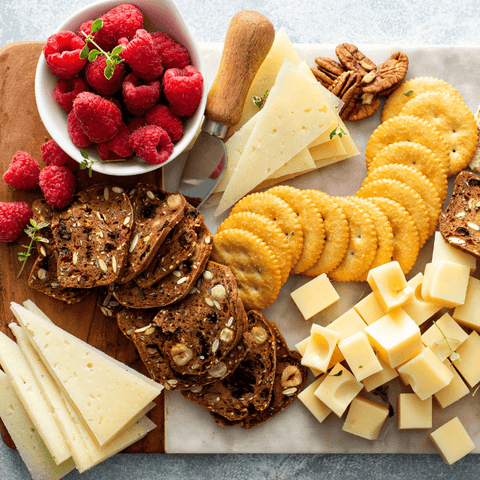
[[0, 371, 75, 480], [216, 60, 331, 215], [0, 331, 72, 466], [10, 302, 162, 447]]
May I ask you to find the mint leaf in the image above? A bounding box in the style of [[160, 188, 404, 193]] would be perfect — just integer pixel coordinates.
[[91, 18, 103, 33], [112, 45, 123, 56], [104, 64, 114, 80], [88, 49, 101, 62], [79, 45, 90, 60]]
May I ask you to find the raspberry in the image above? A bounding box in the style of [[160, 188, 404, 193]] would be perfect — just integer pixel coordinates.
[[3, 152, 41, 190], [72, 92, 122, 143], [40, 140, 77, 170], [84, 55, 125, 96], [97, 123, 133, 160], [122, 73, 160, 116], [78, 4, 143, 52], [39, 166, 76, 209], [163, 65, 203, 117], [53, 77, 89, 113], [129, 125, 174, 165], [145, 104, 183, 142], [127, 116, 148, 133], [151, 32, 191, 69], [67, 110, 92, 148], [43, 31, 87, 79], [0, 202, 33, 242], [119, 29, 163, 81]]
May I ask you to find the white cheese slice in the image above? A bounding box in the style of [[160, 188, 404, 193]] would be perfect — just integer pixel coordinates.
[[0, 331, 72, 465], [0, 371, 75, 480], [216, 60, 331, 214], [309, 135, 346, 162], [10, 302, 162, 447]]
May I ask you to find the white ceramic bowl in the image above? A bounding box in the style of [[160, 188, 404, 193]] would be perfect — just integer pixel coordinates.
[[35, 0, 206, 176]]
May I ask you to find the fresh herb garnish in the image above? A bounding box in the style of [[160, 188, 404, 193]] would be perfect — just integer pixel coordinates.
[[329, 126, 347, 140], [253, 90, 269, 109], [79, 19, 124, 80], [332, 370, 343, 377], [286, 231, 295, 239], [79, 150, 104, 177], [17, 219, 49, 278], [403, 89, 414, 96]]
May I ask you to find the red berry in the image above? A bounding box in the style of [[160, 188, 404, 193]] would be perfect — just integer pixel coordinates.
[[72, 92, 122, 143], [122, 73, 160, 116], [127, 116, 148, 133], [145, 104, 183, 142], [85, 55, 125, 96], [119, 29, 163, 81], [53, 77, 89, 113], [67, 111, 92, 148], [163, 65, 203, 117], [151, 31, 191, 69], [39, 166, 76, 209], [41, 140, 77, 170], [97, 123, 133, 160], [129, 125, 174, 165], [3, 152, 41, 190], [0, 202, 33, 242], [43, 31, 87, 79]]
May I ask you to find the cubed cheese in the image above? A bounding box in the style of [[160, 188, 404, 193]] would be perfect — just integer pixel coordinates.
[[298, 374, 332, 423], [434, 359, 470, 409], [301, 324, 339, 373], [453, 276, 480, 331], [398, 393, 432, 429], [432, 231, 476, 272], [342, 396, 389, 440], [353, 292, 386, 326], [452, 331, 480, 388]]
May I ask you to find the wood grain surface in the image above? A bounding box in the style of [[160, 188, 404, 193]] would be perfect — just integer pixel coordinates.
[[0, 41, 165, 453]]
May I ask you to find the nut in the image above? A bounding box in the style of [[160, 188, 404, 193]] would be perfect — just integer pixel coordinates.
[[328, 71, 362, 120], [336, 43, 376, 77], [220, 328, 234, 343], [167, 194, 183, 209], [207, 362, 227, 378], [345, 96, 382, 122], [251, 326, 268, 345], [362, 51, 409, 96], [211, 284, 226, 299], [281, 365, 303, 388], [311, 56, 346, 89], [171, 344, 193, 366]]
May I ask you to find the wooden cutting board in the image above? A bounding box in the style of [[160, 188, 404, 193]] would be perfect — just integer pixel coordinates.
[[0, 41, 165, 453]]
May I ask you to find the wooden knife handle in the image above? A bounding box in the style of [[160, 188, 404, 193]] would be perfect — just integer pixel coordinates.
[[204, 10, 275, 127]]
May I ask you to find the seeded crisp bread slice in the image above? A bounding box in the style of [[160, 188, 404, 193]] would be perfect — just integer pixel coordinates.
[[28, 200, 90, 303], [116, 185, 186, 284], [51, 183, 134, 288]]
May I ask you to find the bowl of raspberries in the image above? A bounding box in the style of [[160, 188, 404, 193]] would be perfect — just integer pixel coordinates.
[[35, 0, 206, 176]]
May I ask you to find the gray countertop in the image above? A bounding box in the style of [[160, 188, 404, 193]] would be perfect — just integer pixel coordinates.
[[2, 0, 480, 478]]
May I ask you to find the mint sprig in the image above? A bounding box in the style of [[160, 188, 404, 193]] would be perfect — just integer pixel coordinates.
[[329, 126, 347, 140], [79, 150, 106, 177], [253, 90, 269, 110], [17, 219, 49, 278]]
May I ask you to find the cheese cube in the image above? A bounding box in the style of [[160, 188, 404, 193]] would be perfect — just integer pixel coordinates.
[[432, 231, 476, 272], [314, 363, 363, 417], [338, 332, 382, 382], [301, 324, 339, 373], [397, 347, 454, 400], [327, 308, 367, 341], [353, 292, 386, 325], [421, 261, 470, 308], [295, 337, 322, 376], [434, 359, 470, 409], [342, 396, 389, 440], [429, 417, 475, 465], [298, 374, 332, 423], [397, 393, 432, 429], [421, 313, 468, 361], [453, 276, 480, 331], [367, 261, 414, 312], [290, 273, 339, 320], [452, 331, 480, 388], [361, 357, 399, 392], [402, 273, 443, 326], [365, 309, 423, 368]]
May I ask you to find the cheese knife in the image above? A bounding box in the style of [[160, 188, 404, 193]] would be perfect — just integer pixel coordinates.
[[173, 10, 275, 208]]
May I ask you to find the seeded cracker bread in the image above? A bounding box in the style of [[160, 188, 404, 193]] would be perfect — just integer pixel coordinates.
[[116, 185, 186, 284], [28, 199, 90, 303], [51, 183, 133, 288], [117, 307, 250, 391], [135, 204, 204, 288], [182, 310, 276, 421], [112, 222, 212, 308]]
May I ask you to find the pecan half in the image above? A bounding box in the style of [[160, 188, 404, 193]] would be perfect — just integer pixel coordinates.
[[311, 57, 346, 89], [346, 96, 382, 122], [329, 70, 362, 120], [336, 43, 376, 77], [362, 51, 409, 96]]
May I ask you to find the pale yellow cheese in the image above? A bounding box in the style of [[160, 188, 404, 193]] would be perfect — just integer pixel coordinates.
[[216, 60, 332, 214], [290, 273, 339, 320], [301, 324, 340, 373], [367, 261, 414, 312], [429, 417, 475, 465], [453, 276, 480, 331], [397, 347, 454, 400], [421, 261, 470, 308], [353, 292, 386, 326], [397, 393, 432, 430], [11, 302, 162, 447], [326, 308, 367, 341], [298, 374, 332, 423], [342, 396, 389, 440], [309, 135, 346, 161], [361, 357, 399, 392], [452, 330, 480, 388], [296, 336, 345, 374], [434, 359, 470, 409], [314, 363, 363, 417], [432, 231, 476, 272], [365, 309, 422, 368], [338, 332, 382, 382], [402, 273, 443, 326], [421, 313, 468, 361]]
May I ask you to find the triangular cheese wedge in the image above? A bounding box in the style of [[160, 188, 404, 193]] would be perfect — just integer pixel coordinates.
[[10, 302, 162, 447], [216, 60, 331, 215]]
